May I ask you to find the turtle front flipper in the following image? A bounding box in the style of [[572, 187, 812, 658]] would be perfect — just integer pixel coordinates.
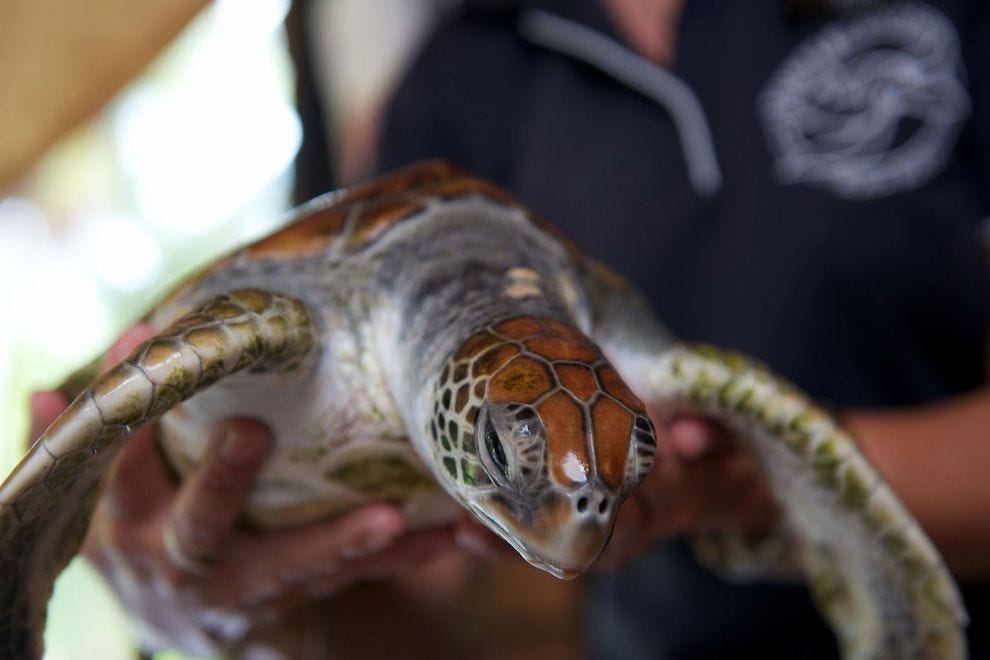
[[637, 344, 967, 659], [0, 289, 315, 659]]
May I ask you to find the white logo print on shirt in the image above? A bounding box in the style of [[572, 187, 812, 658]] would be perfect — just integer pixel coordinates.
[[758, 2, 970, 200]]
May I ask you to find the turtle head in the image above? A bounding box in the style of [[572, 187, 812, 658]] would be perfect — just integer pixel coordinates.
[[430, 316, 656, 578]]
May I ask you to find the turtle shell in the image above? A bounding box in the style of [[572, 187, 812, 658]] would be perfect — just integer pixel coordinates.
[[158, 161, 554, 305], [246, 160, 526, 260]]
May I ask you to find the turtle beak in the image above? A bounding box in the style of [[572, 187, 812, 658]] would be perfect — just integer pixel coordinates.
[[467, 483, 617, 579]]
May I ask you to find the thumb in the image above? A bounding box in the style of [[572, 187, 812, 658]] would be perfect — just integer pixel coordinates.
[[664, 416, 729, 462]]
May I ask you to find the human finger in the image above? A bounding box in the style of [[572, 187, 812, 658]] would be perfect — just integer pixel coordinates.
[[163, 419, 274, 573], [593, 489, 654, 571], [690, 451, 778, 532], [223, 504, 415, 607], [296, 526, 456, 601], [596, 440, 777, 570], [663, 415, 732, 462], [95, 421, 175, 525], [634, 446, 775, 537]]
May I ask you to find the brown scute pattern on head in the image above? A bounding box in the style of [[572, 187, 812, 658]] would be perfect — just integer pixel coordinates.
[[493, 317, 545, 339], [455, 330, 501, 361], [524, 336, 599, 363], [596, 366, 647, 415], [555, 364, 598, 403], [433, 315, 655, 495], [544, 318, 585, 340], [591, 397, 634, 490], [472, 344, 519, 378], [538, 391, 590, 487], [489, 358, 553, 404]]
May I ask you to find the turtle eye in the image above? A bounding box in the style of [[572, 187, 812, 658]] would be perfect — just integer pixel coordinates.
[[485, 418, 509, 478]]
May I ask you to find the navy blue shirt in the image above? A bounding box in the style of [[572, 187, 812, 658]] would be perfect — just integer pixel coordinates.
[[377, 0, 990, 656]]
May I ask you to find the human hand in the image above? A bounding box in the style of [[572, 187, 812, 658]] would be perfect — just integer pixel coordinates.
[[30, 324, 457, 655], [452, 415, 778, 572], [594, 415, 778, 571]]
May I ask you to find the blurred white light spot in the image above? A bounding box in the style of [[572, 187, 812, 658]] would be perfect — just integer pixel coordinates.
[[28, 264, 110, 361], [70, 214, 163, 292], [0, 197, 49, 237], [562, 452, 589, 484], [113, 0, 300, 237], [117, 81, 300, 236], [0, 198, 51, 348], [317, 0, 442, 123], [216, 0, 290, 35]]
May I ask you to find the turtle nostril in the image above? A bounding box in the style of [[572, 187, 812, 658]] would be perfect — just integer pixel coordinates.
[[598, 497, 609, 515], [576, 497, 589, 513]]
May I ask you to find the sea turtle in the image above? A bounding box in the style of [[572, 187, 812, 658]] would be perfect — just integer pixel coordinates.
[[0, 161, 967, 658]]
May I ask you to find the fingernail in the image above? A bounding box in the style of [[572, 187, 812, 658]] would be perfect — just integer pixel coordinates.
[[338, 530, 395, 560], [668, 418, 714, 462]]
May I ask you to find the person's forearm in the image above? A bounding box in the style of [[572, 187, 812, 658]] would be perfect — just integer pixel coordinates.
[[844, 387, 990, 579]]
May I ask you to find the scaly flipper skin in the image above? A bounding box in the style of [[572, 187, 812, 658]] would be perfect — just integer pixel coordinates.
[[638, 345, 967, 659], [0, 289, 315, 659]]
